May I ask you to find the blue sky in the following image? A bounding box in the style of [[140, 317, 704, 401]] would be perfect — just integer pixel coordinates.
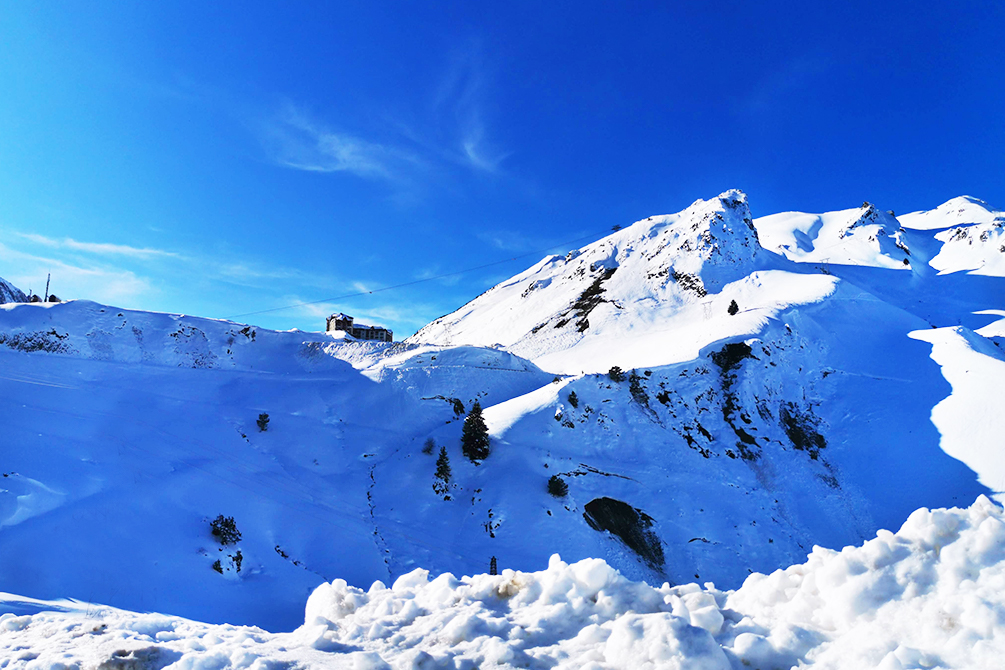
[[0, 1, 1001, 336]]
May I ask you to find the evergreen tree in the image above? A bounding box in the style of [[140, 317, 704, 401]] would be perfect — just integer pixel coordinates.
[[461, 401, 490, 462], [547, 475, 568, 497], [628, 369, 648, 404], [433, 446, 452, 498], [728, 299, 739, 316], [567, 390, 579, 408]]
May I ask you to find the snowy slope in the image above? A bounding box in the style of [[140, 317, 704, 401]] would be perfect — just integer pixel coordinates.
[[899, 196, 1005, 277], [753, 195, 1005, 278], [3, 495, 1003, 669], [754, 203, 912, 269], [0, 301, 554, 630], [0, 276, 26, 304], [898, 195, 1000, 230], [0, 302, 399, 630], [1, 189, 1003, 634], [411, 191, 819, 374], [375, 280, 991, 591], [909, 326, 1005, 494], [388, 190, 1002, 590]]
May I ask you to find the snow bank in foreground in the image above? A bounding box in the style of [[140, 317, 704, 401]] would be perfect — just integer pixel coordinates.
[[4, 496, 1004, 669]]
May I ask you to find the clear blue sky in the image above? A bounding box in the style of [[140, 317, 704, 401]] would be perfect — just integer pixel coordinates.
[[1, 1, 1001, 336]]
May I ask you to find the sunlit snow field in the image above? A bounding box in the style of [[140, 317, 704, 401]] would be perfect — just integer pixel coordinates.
[[1, 192, 1004, 667]]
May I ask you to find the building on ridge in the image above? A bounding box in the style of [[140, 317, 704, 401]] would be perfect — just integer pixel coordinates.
[[326, 313, 393, 342]]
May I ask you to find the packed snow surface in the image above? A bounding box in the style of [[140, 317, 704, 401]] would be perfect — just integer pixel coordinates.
[[3, 496, 1003, 669]]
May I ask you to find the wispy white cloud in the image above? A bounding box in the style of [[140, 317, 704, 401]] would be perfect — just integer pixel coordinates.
[[475, 229, 547, 253], [461, 127, 511, 174], [350, 281, 375, 294], [202, 257, 350, 293], [432, 43, 510, 174], [0, 242, 151, 303], [258, 104, 420, 180], [17, 233, 182, 259], [415, 265, 463, 286], [255, 41, 510, 187]]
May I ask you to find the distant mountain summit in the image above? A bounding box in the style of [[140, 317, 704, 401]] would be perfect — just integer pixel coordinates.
[[410, 191, 770, 372], [899, 196, 1005, 277], [755, 202, 911, 269], [412, 190, 1005, 373], [898, 195, 1000, 230], [0, 276, 27, 304]]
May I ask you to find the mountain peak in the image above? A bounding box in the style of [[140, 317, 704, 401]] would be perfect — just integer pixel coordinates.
[[754, 202, 911, 270], [0, 276, 27, 305], [899, 195, 1001, 231], [409, 191, 776, 370]]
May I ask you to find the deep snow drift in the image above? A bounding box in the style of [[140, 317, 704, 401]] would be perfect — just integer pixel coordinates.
[[1, 190, 1002, 636], [3, 496, 1003, 669]]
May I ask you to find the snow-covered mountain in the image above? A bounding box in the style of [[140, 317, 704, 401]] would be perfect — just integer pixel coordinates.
[[411, 191, 774, 372], [755, 202, 911, 269], [1, 190, 1002, 639], [899, 196, 1005, 277], [0, 276, 27, 304]]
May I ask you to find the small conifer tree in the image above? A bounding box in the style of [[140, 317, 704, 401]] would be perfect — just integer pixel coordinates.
[[461, 401, 490, 462], [608, 366, 625, 382], [728, 299, 739, 316], [628, 369, 648, 403], [257, 412, 270, 431], [433, 446, 452, 498], [567, 390, 579, 408], [547, 475, 568, 497]]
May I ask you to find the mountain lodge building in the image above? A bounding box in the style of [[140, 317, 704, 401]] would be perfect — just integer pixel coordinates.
[[326, 313, 393, 342]]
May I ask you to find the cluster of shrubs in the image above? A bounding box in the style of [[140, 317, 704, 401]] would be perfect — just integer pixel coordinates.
[[209, 515, 243, 575], [210, 515, 241, 544]]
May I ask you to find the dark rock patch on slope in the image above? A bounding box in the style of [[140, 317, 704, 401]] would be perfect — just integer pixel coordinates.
[[711, 341, 760, 460], [583, 497, 665, 570], [779, 402, 827, 460]]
